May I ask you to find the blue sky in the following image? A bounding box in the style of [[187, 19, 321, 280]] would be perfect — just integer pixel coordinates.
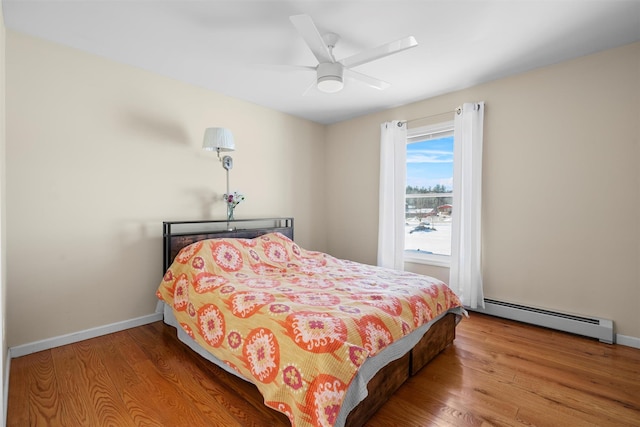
[[406, 136, 454, 191]]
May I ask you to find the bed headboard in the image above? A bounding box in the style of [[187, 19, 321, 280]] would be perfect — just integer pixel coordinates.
[[163, 217, 294, 273]]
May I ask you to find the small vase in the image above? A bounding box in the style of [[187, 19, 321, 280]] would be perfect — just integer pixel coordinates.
[[227, 204, 234, 221]]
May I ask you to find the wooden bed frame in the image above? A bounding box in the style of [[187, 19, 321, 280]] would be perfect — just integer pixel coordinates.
[[162, 218, 457, 427]]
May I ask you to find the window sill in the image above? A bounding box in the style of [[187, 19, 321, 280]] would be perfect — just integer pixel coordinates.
[[404, 252, 450, 268]]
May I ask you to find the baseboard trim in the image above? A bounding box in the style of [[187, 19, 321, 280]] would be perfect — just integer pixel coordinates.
[[9, 312, 163, 358], [616, 334, 640, 349]]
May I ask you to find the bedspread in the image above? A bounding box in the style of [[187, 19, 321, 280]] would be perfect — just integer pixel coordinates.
[[156, 232, 462, 427]]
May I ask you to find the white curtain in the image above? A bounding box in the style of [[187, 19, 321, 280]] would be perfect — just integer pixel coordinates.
[[377, 121, 407, 270], [449, 102, 485, 309]]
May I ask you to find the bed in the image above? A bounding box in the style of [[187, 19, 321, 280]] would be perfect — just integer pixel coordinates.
[[157, 218, 465, 427]]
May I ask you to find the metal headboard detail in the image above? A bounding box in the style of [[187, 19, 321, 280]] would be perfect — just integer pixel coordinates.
[[162, 218, 294, 273]]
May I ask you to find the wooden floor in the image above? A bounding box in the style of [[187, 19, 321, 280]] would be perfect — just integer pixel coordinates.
[[7, 313, 640, 426]]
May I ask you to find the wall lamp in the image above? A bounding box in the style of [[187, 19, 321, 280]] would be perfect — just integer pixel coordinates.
[[202, 127, 235, 196]]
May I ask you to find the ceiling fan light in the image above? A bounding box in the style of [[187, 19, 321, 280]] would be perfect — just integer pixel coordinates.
[[317, 75, 344, 93], [316, 62, 344, 93]]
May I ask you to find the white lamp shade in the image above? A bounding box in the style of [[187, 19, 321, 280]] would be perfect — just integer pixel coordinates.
[[202, 127, 235, 152]]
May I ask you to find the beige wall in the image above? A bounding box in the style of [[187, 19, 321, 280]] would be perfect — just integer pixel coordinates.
[[5, 29, 639, 347], [5, 32, 326, 347], [1, 5, 7, 423], [326, 42, 640, 338]]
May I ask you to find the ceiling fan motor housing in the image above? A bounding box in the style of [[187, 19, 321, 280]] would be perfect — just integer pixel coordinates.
[[317, 62, 344, 92]]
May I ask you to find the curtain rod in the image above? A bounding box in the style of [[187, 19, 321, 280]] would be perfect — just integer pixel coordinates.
[[400, 107, 462, 127]]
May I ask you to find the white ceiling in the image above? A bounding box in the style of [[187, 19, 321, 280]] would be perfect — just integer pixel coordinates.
[[3, 0, 640, 124]]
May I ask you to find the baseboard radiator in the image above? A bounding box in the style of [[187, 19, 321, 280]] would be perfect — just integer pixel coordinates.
[[470, 299, 614, 344]]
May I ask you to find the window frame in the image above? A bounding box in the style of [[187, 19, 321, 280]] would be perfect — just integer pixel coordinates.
[[404, 120, 454, 267]]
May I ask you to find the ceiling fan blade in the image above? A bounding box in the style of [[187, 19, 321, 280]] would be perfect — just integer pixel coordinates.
[[258, 64, 316, 73], [302, 78, 319, 96], [344, 69, 391, 90], [290, 14, 334, 64], [340, 36, 418, 69]]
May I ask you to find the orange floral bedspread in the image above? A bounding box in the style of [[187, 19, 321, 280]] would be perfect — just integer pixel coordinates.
[[156, 232, 463, 427]]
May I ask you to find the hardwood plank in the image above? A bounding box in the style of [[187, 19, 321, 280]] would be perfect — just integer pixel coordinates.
[[395, 351, 524, 426], [365, 397, 453, 427], [69, 338, 137, 426], [26, 350, 66, 425], [7, 314, 640, 427], [7, 355, 31, 427], [408, 351, 522, 423], [99, 330, 178, 426], [50, 344, 103, 426], [115, 326, 227, 427], [411, 348, 600, 427], [131, 322, 289, 426], [455, 321, 640, 418], [367, 313, 640, 427], [454, 334, 639, 412], [128, 324, 247, 427]]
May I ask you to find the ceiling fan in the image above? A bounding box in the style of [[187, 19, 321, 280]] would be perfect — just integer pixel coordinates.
[[288, 14, 418, 94]]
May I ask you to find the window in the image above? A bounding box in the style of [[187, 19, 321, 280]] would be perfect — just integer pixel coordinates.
[[404, 121, 454, 266]]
